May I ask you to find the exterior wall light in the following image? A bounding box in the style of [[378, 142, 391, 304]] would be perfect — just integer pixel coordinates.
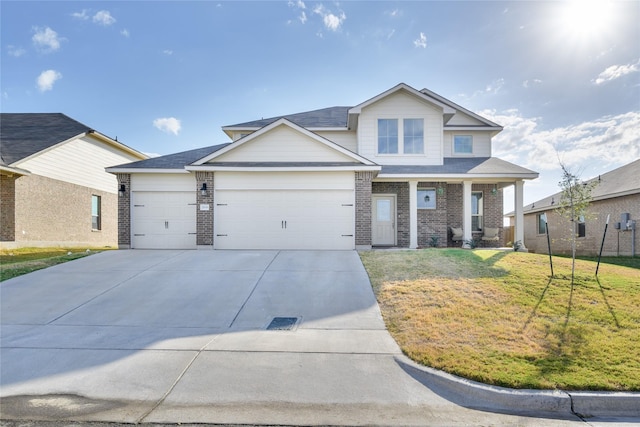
[[491, 185, 498, 195], [200, 182, 208, 196], [119, 184, 126, 197]]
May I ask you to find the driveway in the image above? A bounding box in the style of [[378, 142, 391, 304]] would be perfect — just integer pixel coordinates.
[[1, 250, 590, 426]]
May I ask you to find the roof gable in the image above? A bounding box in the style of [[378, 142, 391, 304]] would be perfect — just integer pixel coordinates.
[[348, 83, 456, 116], [107, 144, 230, 172], [194, 118, 375, 166]]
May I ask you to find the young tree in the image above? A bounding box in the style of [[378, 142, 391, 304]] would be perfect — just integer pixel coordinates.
[[555, 163, 597, 284]]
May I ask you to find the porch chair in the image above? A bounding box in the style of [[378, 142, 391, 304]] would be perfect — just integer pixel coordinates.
[[450, 227, 464, 242], [481, 227, 500, 243]]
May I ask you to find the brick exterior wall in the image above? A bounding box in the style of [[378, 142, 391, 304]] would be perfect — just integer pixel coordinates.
[[355, 171, 373, 247], [0, 174, 17, 242], [116, 173, 131, 248], [417, 182, 448, 247], [196, 171, 214, 247], [7, 174, 119, 248], [524, 193, 640, 256], [372, 182, 410, 247], [475, 184, 504, 248]]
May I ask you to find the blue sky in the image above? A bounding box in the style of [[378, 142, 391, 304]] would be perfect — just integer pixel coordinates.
[[2, 1, 639, 211]]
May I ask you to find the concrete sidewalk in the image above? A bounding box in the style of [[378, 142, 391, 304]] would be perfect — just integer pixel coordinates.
[[1, 250, 637, 426]]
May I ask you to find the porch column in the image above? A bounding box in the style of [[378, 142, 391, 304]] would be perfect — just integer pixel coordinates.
[[514, 180, 528, 251], [462, 180, 472, 248], [409, 180, 418, 249]]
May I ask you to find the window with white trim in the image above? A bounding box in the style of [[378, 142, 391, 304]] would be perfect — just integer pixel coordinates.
[[378, 119, 398, 154], [471, 191, 483, 231], [91, 195, 101, 230], [417, 189, 436, 209], [537, 214, 547, 234], [403, 119, 424, 154], [454, 135, 473, 154]]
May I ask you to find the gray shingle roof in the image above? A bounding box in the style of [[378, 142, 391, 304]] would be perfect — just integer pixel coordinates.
[[224, 106, 350, 129], [0, 113, 92, 164], [111, 144, 230, 169], [380, 157, 538, 176]]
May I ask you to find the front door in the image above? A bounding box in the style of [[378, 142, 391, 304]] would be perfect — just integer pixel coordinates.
[[372, 195, 396, 246]]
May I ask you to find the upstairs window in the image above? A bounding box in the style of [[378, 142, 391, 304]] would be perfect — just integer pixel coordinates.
[[378, 119, 398, 154], [454, 135, 473, 154], [403, 119, 424, 154], [91, 195, 101, 230]]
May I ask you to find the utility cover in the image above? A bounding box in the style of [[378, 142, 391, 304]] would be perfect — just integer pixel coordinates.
[[266, 317, 299, 330]]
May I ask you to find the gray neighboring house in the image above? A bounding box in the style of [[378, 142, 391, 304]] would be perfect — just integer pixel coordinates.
[[0, 113, 147, 249], [508, 159, 639, 256], [108, 83, 539, 250]]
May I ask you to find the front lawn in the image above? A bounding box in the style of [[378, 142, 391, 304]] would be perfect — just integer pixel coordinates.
[[0, 248, 98, 281], [360, 249, 640, 391]]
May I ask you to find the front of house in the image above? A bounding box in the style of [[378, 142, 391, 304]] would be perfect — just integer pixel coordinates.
[[108, 83, 538, 250]]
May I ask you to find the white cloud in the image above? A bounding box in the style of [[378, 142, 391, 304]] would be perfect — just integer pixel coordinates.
[[288, 0, 307, 24], [313, 4, 346, 31], [163, 49, 173, 55], [93, 10, 116, 26], [71, 9, 89, 20], [7, 45, 26, 57], [592, 59, 640, 85], [482, 109, 640, 173], [36, 69, 62, 92], [32, 27, 64, 53], [121, 29, 130, 37], [153, 117, 181, 135], [522, 79, 542, 88], [299, 11, 307, 24], [413, 32, 427, 48]]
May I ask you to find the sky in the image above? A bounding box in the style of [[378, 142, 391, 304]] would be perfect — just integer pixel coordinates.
[[2, 0, 639, 213]]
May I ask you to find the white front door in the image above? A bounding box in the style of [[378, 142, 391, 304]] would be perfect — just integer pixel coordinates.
[[372, 195, 396, 246]]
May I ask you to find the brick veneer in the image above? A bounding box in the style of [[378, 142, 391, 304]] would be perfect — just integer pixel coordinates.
[[0, 174, 17, 241], [417, 182, 448, 247], [196, 171, 214, 247], [116, 173, 131, 248], [355, 171, 373, 247]]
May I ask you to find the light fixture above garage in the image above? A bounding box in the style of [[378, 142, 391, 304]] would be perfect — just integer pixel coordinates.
[[200, 182, 208, 196], [119, 184, 126, 197]]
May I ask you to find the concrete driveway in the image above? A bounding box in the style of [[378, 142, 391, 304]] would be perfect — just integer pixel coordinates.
[[0, 250, 597, 425]]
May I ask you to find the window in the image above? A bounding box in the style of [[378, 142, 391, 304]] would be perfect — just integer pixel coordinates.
[[471, 191, 483, 231], [454, 135, 473, 154], [577, 215, 586, 238], [91, 195, 101, 230], [417, 189, 436, 209], [403, 119, 424, 154], [537, 214, 547, 234], [378, 119, 398, 154]]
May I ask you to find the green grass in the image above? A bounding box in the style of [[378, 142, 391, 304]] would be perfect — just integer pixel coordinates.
[[360, 249, 640, 391], [0, 248, 99, 281]]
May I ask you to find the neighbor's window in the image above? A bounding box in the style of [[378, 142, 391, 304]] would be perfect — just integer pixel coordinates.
[[403, 119, 424, 154], [417, 189, 436, 209], [454, 135, 473, 154], [378, 119, 398, 154], [537, 214, 547, 234], [471, 191, 483, 231], [577, 215, 586, 238], [91, 195, 101, 230]]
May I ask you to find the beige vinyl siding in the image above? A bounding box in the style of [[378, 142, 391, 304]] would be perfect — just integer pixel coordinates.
[[214, 124, 355, 163], [131, 173, 196, 192], [215, 171, 354, 191], [446, 113, 487, 126], [443, 131, 492, 157], [15, 135, 141, 194], [315, 130, 357, 152], [357, 91, 443, 165]]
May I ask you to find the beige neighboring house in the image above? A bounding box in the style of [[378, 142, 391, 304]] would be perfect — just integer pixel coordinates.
[[508, 159, 639, 257], [108, 83, 538, 250], [0, 113, 147, 249]]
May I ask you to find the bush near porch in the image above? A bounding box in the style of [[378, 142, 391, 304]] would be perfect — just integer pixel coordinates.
[[359, 249, 640, 391]]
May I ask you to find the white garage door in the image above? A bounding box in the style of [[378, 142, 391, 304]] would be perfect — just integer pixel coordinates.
[[131, 191, 197, 249], [214, 172, 355, 250]]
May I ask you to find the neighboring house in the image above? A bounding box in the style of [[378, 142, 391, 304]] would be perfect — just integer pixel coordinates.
[[508, 159, 639, 257], [107, 83, 538, 250], [0, 113, 147, 249]]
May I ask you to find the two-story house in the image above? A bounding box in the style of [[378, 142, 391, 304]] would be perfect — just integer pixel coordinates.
[[107, 83, 538, 250]]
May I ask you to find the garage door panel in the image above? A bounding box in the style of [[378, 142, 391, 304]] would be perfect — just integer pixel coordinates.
[[132, 191, 197, 249], [214, 189, 354, 250]]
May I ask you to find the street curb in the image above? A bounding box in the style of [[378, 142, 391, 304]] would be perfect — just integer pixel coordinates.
[[395, 355, 640, 418]]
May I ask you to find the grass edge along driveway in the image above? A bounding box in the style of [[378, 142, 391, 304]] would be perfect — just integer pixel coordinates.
[[0, 248, 99, 281], [359, 249, 640, 391]]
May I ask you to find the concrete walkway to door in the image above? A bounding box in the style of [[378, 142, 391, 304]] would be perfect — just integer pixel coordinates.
[[1, 250, 597, 425]]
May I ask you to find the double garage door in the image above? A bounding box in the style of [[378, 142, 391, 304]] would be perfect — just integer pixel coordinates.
[[130, 172, 355, 250]]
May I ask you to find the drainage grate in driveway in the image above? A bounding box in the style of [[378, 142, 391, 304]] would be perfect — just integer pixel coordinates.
[[266, 317, 299, 331]]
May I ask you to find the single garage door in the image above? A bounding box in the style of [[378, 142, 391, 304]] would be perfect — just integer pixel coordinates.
[[214, 172, 355, 250], [130, 174, 197, 249]]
